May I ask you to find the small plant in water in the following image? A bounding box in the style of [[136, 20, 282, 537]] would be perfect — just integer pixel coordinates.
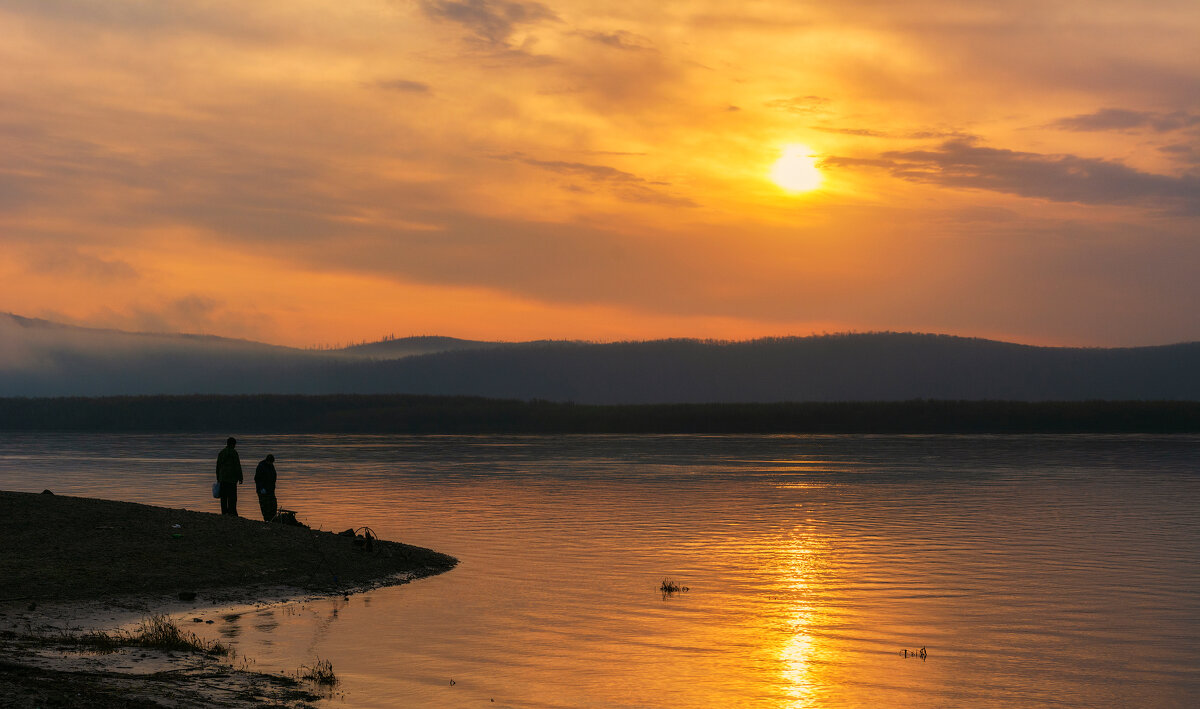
[[74, 615, 230, 656], [660, 578, 690, 595], [297, 657, 339, 686], [130, 614, 231, 655]]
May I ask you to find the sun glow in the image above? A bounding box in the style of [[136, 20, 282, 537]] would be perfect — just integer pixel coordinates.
[[770, 145, 823, 193]]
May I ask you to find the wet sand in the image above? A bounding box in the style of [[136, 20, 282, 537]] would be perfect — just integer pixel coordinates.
[[0, 490, 457, 707]]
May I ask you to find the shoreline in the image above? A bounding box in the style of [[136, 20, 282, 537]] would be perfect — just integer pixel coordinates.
[[0, 490, 458, 707], [4, 395, 1200, 434]]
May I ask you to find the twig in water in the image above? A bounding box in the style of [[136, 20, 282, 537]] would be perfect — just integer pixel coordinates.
[[660, 578, 690, 596]]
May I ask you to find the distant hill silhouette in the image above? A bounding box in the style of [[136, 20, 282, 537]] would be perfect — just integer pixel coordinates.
[[337, 335, 511, 358], [335, 335, 1200, 403], [2, 313, 1198, 402]]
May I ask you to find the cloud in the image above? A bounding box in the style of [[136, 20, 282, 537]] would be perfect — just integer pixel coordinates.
[[117, 296, 220, 335], [100, 296, 276, 340], [0, 0, 286, 44], [373, 78, 433, 94], [26, 250, 139, 281], [583, 150, 649, 157], [610, 186, 697, 208], [812, 126, 971, 140], [493, 154, 697, 207], [497, 154, 649, 182], [417, 0, 559, 46], [1159, 142, 1200, 165], [1050, 108, 1200, 133], [272, 209, 765, 319], [829, 140, 1200, 213], [574, 29, 654, 52], [814, 126, 888, 137], [764, 96, 830, 114], [3, 0, 1199, 349]]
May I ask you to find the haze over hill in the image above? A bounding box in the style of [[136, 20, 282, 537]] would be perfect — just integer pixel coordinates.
[[2, 313, 1198, 403], [338, 335, 513, 358]]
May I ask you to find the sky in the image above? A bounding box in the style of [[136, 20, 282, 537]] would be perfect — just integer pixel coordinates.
[[2, 0, 1199, 348]]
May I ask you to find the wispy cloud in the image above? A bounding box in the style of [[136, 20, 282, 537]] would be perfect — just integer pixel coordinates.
[[812, 126, 970, 140], [493, 154, 697, 207], [86, 297, 277, 340], [1158, 142, 1200, 165], [574, 29, 654, 51], [0, 0, 276, 39], [496, 154, 650, 182], [1050, 108, 1200, 133], [829, 140, 1200, 213], [373, 78, 433, 94], [764, 96, 829, 114], [417, 0, 559, 46], [26, 250, 139, 281]]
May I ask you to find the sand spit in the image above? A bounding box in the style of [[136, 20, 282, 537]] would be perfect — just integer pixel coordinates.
[[0, 490, 457, 707]]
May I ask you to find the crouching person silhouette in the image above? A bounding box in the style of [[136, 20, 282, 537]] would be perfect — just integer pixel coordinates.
[[255, 454, 278, 522], [215, 437, 242, 515]]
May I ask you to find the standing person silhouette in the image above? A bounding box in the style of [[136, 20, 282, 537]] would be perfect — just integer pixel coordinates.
[[255, 454, 278, 522], [215, 437, 242, 516]]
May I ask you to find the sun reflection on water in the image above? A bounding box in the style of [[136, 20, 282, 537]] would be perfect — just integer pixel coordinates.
[[773, 532, 830, 709]]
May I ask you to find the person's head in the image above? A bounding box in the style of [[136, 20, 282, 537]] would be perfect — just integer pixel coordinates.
[[227, 437, 237, 447], [266, 454, 275, 462]]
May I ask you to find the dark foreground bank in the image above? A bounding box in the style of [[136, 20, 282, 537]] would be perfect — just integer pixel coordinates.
[[3, 395, 1200, 433], [0, 490, 457, 603], [0, 490, 457, 708]]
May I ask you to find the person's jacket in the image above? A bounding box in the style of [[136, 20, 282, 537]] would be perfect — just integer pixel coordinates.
[[254, 459, 277, 493], [216, 446, 243, 484]]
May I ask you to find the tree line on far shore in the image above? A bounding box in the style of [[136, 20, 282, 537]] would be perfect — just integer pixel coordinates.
[[2, 395, 1199, 434]]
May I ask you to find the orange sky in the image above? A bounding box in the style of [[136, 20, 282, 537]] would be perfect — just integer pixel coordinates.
[[2, 1, 1198, 347]]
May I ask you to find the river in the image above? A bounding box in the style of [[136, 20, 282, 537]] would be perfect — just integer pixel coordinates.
[[1, 433, 1196, 708]]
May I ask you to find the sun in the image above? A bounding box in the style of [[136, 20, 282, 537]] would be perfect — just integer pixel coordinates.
[[770, 144, 823, 192]]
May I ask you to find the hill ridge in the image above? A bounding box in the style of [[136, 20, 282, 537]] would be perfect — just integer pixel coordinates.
[[3, 313, 1198, 402]]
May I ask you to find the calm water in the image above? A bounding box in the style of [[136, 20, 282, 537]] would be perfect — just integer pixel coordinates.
[[1, 434, 1197, 708]]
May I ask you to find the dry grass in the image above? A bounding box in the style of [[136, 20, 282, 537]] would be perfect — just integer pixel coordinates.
[[127, 615, 231, 655], [74, 615, 230, 656], [296, 657, 338, 686]]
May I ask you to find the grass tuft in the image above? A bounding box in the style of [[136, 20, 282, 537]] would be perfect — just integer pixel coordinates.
[[73, 615, 230, 656], [297, 657, 339, 686], [130, 615, 231, 655]]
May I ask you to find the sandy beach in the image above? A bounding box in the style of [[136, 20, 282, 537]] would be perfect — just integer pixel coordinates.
[[0, 490, 457, 707]]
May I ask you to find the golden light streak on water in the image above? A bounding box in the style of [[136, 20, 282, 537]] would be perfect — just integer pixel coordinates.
[[774, 532, 832, 709]]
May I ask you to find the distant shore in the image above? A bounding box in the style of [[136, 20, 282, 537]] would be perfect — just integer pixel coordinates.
[[0, 490, 457, 708], [2, 395, 1200, 433]]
